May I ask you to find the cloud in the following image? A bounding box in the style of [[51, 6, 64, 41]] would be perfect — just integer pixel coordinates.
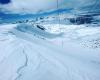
[[0, 0, 95, 14], [0, 0, 65, 14]]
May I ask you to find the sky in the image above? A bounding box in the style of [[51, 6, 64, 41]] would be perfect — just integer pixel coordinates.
[[0, 0, 94, 14], [0, 0, 65, 13], [0, 0, 99, 15], [0, 0, 11, 4]]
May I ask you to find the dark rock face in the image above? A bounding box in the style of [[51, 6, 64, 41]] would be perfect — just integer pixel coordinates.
[[70, 15, 93, 24], [37, 25, 45, 30]]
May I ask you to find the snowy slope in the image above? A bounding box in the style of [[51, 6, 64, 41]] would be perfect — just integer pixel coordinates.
[[0, 24, 100, 80]]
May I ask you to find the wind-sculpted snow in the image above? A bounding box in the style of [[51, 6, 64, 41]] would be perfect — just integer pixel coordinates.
[[15, 24, 64, 39], [0, 24, 100, 80]]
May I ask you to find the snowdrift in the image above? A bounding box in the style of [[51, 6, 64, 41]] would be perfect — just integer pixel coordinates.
[[0, 24, 100, 80]]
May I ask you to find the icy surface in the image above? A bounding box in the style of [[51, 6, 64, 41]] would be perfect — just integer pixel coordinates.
[[0, 24, 100, 80]]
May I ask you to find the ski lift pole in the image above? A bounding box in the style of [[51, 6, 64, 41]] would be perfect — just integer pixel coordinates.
[[57, 0, 60, 25]]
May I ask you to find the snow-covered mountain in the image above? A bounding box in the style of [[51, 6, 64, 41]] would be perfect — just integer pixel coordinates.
[[0, 0, 100, 80], [0, 23, 100, 80]]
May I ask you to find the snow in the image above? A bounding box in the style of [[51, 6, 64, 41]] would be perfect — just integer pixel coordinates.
[[0, 24, 100, 80]]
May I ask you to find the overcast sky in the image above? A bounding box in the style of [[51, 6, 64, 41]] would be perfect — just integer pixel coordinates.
[[0, 0, 96, 14]]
